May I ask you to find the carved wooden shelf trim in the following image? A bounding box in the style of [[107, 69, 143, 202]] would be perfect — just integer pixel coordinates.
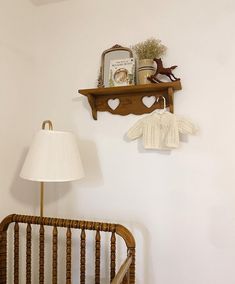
[[78, 81, 182, 120]]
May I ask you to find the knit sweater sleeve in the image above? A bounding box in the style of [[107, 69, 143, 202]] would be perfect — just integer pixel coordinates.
[[127, 119, 144, 140], [177, 116, 198, 135]]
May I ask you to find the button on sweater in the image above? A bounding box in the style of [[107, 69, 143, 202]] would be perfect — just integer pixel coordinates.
[[127, 111, 197, 149]]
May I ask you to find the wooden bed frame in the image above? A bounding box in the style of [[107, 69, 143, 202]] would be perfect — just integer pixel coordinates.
[[0, 214, 135, 284]]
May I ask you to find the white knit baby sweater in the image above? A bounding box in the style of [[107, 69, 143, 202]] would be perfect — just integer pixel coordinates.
[[127, 111, 197, 149]]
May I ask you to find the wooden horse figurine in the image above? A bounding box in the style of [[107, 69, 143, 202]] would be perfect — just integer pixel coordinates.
[[147, 58, 180, 83]]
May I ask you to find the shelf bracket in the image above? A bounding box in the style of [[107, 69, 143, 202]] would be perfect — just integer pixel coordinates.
[[87, 94, 97, 120], [167, 87, 174, 113]]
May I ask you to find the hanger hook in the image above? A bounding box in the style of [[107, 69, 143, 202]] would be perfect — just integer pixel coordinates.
[[156, 96, 166, 110]]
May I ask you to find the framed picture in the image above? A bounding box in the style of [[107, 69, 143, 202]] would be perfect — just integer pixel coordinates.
[[97, 44, 134, 88], [108, 58, 135, 87]]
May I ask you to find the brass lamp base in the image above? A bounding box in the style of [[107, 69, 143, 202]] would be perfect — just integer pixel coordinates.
[[40, 182, 44, 218], [40, 120, 53, 218]]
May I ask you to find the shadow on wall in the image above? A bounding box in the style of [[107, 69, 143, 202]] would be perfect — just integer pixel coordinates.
[[30, 0, 70, 6], [78, 139, 104, 189], [73, 95, 94, 121]]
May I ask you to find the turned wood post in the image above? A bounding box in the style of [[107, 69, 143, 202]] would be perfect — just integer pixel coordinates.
[[0, 231, 7, 284], [129, 248, 135, 284], [14, 222, 19, 284]]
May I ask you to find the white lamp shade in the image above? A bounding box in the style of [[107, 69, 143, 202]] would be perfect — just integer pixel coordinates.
[[20, 130, 84, 182]]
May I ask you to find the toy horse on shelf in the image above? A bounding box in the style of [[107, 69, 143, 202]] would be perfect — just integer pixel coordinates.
[[147, 58, 180, 83]]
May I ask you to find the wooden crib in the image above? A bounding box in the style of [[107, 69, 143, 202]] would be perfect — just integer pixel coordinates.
[[0, 214, 135, 284]]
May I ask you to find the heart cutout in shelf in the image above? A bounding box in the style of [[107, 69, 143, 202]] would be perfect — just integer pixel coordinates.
[[142, 96, 156, 108], [108, 98, 120, 110]]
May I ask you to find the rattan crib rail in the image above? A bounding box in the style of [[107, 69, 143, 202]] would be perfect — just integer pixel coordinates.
[[0, 214, 135, 284]]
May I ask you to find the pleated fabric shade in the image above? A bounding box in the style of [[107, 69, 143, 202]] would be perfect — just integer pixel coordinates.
[[20, 129, 84, 182]]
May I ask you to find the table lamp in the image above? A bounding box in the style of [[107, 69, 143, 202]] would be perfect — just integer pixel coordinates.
[[20, 120, 84, 217]]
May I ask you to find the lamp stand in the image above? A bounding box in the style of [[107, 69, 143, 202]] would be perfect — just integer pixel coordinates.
[[40, 182, 44, 218], [20, 119, 84, 218], [39, 120, 53, 218]]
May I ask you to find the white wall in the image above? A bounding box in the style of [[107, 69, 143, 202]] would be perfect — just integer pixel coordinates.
[[0, 0, 42, 216], [1, 0, 235, 283]]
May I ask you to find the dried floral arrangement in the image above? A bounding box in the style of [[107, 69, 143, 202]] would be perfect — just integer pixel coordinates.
[[131, 38, 167, 60]]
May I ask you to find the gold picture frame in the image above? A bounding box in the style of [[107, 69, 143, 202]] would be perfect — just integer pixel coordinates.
[[97, 44, 133, 88]]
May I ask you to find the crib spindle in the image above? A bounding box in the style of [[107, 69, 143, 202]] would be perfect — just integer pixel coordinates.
[[66, 228, 72, 284], [129, 248, 136, 284], [52, 226, 58, 284], [80, 229, 86, 284], [39, 225, 44, 284], [95, 230, 101, 284], [26, 223, 32, 284], [14, 222, 19, 284], [110, 232, 116, 282], [0, 230, 7, 284]]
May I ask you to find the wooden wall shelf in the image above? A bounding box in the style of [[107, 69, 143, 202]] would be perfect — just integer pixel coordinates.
[[78, 80, 182, 120]]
